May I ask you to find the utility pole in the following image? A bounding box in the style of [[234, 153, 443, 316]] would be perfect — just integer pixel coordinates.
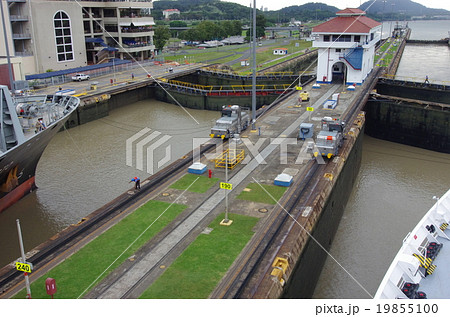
[[381, 0, 386, 40], [389, 3, 395, 38], [225, 151, 229, 222], [220, 149, 233, 226], [251, 0, 256, 130], [16, 219, 32, 299]]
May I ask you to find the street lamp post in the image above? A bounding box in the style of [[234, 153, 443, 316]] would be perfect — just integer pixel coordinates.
[[251, 0, 256, 130], [225, 151, 229, 222], [389, 3, 395, 38], [16, 219, 31, 299], [381, 0, 386, 40], [112, 51, 116, 83]]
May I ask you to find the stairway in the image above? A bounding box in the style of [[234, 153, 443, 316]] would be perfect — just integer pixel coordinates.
[[341, 46, 363, 70], [0, 86, 25, 152]]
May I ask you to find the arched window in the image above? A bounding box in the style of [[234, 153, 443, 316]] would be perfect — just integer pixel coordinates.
[[54, 11, 74, 62]]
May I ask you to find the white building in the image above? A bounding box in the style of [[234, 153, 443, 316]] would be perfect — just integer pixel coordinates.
[[312, 8, 381, 85], [162, 9, 180, 20], [1, 0, 155, 85], [273, 48, 287, 55]]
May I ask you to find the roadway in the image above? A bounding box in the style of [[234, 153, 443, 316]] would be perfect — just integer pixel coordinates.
[[33, 62, 207, 98]]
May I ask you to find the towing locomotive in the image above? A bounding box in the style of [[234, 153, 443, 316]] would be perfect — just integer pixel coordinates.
[[210, 105, 250, 139]]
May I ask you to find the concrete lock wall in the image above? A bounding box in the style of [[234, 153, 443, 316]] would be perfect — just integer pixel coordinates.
[[154, 87, 280, 111], [71, 71, 310, 128], [376, 82, 450, 105], [107, 86, 155, 111], [282, 122, 365, 298], [365, 100, 450, 153], [76, 100, 110, 126], [73, 86, 154, 127], [177, 73, 298, 87]]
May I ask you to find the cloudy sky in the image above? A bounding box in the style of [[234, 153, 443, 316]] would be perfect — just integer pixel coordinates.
[[221, 0, 450, 12]]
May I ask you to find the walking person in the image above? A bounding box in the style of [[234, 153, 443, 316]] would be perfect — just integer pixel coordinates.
[[425, 75, 430, 84], [129, 176, 140, 190]]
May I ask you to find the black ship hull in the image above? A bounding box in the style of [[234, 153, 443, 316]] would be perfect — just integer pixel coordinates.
[[0, 111, 75, 213]]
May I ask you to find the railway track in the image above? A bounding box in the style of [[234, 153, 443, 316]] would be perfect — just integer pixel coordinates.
[[0, 79, 301, 297], [211, 159, 322, 298], [87, 90, 303, 299], [210, 72, 381, 298], [0, 142, 215, 296]]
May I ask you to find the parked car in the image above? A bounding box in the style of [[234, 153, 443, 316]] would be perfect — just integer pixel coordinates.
[[72, 74, 90, 81]]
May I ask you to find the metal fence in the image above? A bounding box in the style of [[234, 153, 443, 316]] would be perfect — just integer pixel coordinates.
[[27, 59, 159, 88]]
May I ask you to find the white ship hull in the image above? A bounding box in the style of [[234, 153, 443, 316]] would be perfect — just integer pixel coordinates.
[[375, 189, 450, 299]]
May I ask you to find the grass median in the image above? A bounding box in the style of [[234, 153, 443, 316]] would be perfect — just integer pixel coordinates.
[[237, 182, 287, 205], [170, 174, 219, 193], [13, 200, 186, 299], [139, 213, 258, 299]]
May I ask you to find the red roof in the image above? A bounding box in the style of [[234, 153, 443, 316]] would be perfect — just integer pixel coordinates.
[[336, 8, 366, 15], [312, 16, 380, 34]]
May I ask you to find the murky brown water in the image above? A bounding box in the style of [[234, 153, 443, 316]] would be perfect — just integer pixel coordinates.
[[314, 20, 450, 298], [0, 100, 218, 267], [313, 136, 450, 298]]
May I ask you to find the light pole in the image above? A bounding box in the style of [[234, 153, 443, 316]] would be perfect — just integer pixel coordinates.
[[16, 219, 31, 299], [112, 51, 116, 83], [381, 0, 386, 40], [225, 151, 229, 222], [251, 0, 256, 130], [220, 149, 233, 226], [389, 3, 395, 38]]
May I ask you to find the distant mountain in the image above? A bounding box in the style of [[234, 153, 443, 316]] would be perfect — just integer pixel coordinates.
[[360, 0, 450, 19], [153, 1, 339, 23], [153, 0, 252, 20], [152, 0, 449, 22], [264, 3, 339, 23]]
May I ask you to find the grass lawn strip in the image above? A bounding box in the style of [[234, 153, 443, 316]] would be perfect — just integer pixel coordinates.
[[13, 200, 186, 299], [170, 174, 219, 193], [139, 213, 258, 299], [236, 182, 287, 205]]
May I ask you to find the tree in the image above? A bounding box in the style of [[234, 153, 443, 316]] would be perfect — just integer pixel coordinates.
[[154, 25, 171, 52], [169, 21, 187, 27], [180, 28, 200, 42], [221, 21, 233, 37], [231, 20, 242, 36], [246, 14, 266, 41], [196, 21, 223, 41]]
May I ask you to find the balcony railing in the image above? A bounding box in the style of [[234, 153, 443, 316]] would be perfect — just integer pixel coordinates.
[[15, 50, 33, 56], [121, 27, 153, 33], [10, 15, 29, 21], [83, 13, 102, 19], [12, 33, 31, 39]]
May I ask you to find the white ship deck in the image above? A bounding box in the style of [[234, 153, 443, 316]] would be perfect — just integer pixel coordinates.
[[375, 189, 450, 299], [417, 235, 450, 298]]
